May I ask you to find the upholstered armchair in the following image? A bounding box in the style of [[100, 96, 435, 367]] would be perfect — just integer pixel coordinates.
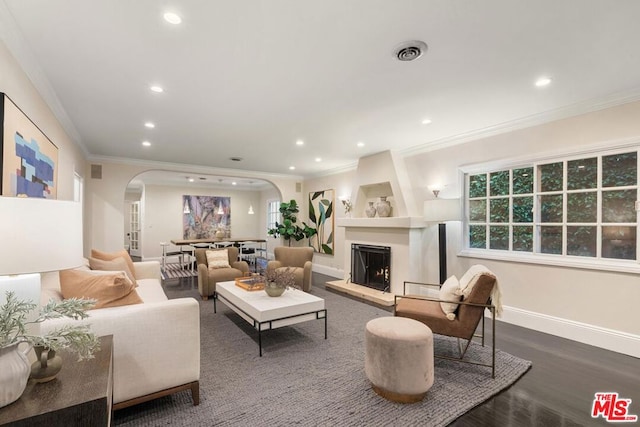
[[195, 247, 249, 308], [394, 265, 501, 377], [267, 247, 314, 292]]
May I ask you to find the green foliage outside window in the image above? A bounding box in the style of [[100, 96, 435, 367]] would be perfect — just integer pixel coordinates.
[[568, 158, 597, 190], [540, 162, 563, 192], [513, 167, 533, 194], [490, 171, 509, 196], [602, 152, 637, 187], [469, 174, 487, 198]]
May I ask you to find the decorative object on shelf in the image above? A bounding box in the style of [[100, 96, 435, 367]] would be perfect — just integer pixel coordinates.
[[267, 200, 316, 246], [1, 93, 59, 199], [0, 291, 99, 408], [264, 268, 298, 297], [365, 201, 376, 218], [30, 345, 62, 383], [340, 198, 352, 217], [215, 224, 225, 239], [375, 196, 392, 217], [308, 189, 335, 255]]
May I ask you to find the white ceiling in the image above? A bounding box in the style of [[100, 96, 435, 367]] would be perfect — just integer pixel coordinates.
[[2, 0, 640, 181]]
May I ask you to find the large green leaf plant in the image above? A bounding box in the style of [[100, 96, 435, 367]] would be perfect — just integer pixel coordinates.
[[267, 200, 316, 246]]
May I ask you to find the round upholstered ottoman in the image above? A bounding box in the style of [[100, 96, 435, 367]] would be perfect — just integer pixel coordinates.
[[365, 316, 434, 403]]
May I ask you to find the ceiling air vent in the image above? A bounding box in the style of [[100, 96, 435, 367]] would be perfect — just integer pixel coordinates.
[[395, 40, 428, 62]]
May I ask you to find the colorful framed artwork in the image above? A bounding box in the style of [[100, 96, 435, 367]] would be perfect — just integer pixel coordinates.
[[183, 195, 231, 239], [308, 189, 334, 255], [0, 93, 58, 198]]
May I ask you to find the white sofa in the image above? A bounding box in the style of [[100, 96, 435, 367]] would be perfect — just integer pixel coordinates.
[[39, 260, 200, 410]]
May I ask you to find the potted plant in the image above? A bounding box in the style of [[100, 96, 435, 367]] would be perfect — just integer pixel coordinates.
[[0, 291, 100, 408], [263, 268, 299, 297], [267, 199, 316, 246]]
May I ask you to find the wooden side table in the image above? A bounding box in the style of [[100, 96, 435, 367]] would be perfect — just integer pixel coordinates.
[[0, 335, 114, 427]]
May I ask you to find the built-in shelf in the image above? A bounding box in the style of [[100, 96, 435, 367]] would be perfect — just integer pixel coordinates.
[[337, 217, 426, 229]]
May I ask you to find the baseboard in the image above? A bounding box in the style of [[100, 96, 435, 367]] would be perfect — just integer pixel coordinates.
[[312, 264, 344, 279], [497, 306, 640, 358]]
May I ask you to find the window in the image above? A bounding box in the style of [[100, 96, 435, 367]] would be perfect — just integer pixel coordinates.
[[266, 199, 281, 231], [465, 149, 638, 265]]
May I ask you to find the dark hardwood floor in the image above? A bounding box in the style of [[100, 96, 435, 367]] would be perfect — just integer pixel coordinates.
[[160, 267, 639, 426]]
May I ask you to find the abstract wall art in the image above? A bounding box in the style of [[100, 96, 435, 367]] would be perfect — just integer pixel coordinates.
[[183, 195, 231, 239], [0, 93, 58, 199], [308, 189, 334, 255]]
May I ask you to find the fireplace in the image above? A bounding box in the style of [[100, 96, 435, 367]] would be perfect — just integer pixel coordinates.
[[351, 244, 391, 292]]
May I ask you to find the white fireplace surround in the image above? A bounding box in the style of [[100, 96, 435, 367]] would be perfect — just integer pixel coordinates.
[[336, 150, 427, 295]]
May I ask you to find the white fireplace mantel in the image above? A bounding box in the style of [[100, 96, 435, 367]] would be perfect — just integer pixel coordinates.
[[337, 217, 426, 229]]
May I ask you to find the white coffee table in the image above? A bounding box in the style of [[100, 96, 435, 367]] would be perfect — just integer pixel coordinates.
[[216, 281, 327, 356]]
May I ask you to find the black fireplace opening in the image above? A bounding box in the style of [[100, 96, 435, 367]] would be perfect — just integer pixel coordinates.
[[351, 244, 391, 292]]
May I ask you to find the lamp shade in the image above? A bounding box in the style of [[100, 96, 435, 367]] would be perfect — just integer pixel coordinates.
[[424, 198, 461, 223], [0, 197, 83, 275]]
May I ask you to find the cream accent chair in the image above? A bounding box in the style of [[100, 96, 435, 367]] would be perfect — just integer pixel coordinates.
[[267, 247, 314, 292], [195, 247, 249, 309]]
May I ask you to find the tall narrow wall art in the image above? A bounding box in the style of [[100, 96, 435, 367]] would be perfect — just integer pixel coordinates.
[[308, 189, 334, 255]]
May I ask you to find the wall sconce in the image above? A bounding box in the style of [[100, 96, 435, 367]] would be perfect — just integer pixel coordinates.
[[248, 204, 255, 215]]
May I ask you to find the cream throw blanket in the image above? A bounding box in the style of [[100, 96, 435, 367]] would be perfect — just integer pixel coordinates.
[[458, 265, 503, 317]]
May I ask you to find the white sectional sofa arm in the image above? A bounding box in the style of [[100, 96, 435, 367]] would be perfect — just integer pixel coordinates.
[[133, 260, 162, 280], [40, 297, 200, 407]]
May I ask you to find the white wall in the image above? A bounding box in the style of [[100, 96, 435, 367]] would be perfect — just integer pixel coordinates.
[[0, 40, 86, 202], [141, 184, 262, 259], [403, 100, 640, 345]]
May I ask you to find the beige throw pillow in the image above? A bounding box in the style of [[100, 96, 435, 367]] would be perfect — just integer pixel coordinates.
[[59, 269, 142, 309], [89, 256, 136, 284], [206, 249, 230, 269], [439, 275, 461, 320], [91, 249, 137, 279]]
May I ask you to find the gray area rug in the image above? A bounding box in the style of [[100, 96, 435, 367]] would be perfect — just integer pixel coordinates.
[[114, 282, 531, 426]]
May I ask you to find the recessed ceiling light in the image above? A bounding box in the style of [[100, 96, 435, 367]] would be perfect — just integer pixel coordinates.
[[150, 85, 164, 93], [421, 118, 432, 125], [296, 140, 304, 146], [289, 166, 296, 170], [142, 141, 151, 147], [535, 76, 552, 87], [187, 177, 194, 182], [315, 157, 322, 162], [357, 141, 365, 148], [144, 122, 155, 128], [163, 12, 182, 25], [232, 181, 237, 186]]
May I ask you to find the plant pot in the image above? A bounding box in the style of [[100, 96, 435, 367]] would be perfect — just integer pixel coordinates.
[[264, 281, 286, 297], [0, 342, 31, 408], [30, 345, 63, 383]]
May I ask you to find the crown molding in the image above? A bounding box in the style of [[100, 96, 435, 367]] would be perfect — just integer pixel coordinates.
[[0, 2, 88, 157], [87, 154, 304, 182], [398, 88, 640, 159], [304, 160, 358, 179]]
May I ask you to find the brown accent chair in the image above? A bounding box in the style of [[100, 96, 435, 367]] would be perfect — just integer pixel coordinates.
[[394, 271, 497, 377], [195, 247, 249, 309], [266, 247, 314, 292]]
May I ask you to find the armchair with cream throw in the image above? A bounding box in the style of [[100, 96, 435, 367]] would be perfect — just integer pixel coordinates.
[[394, 265, 502, 377], [267, 247, 314, 292]]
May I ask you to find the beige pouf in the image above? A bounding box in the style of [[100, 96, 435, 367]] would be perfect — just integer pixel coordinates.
[[365, 316, 434, 403]]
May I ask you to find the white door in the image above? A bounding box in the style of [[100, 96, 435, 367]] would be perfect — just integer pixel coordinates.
[[129, 201, 141, 257]]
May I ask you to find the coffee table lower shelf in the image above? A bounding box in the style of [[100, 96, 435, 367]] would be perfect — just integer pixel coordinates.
[[216, 281, 327, 356]]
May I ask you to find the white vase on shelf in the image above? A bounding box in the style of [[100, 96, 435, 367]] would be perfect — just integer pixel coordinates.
[[376, 196, 392, 217], [365, 202, 376, 218]]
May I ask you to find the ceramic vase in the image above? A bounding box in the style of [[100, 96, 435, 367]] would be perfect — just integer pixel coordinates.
[[0, 342, 31, 408], [365, 201, 377, 218], [376, 196, 392, 217], [30, 346, 63, 383], [264, 281, 286, 297]]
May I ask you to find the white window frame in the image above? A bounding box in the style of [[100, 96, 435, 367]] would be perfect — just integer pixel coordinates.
[[266, 198, 281, 232], [459, 139, 640, 274]]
